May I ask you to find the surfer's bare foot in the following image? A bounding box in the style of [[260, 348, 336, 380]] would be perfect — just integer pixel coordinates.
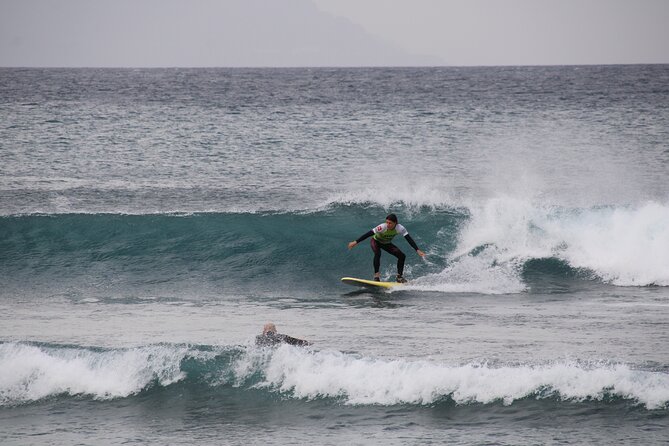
[[396, 275, 407, 283]]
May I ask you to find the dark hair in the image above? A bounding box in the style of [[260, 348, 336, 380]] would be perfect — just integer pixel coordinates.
[[385, 213, 398, 223]]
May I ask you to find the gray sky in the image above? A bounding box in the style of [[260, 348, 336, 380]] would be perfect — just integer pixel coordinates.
[[1, 0, 668, 67], [314, 0, 669, 66]]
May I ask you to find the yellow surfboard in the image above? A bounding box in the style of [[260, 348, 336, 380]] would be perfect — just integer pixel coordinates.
[[340, 277, 404, 289]]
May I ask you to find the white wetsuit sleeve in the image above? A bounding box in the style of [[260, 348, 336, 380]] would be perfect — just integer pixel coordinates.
[[396, 224, 409, 236], [372, 223, 388, 234]]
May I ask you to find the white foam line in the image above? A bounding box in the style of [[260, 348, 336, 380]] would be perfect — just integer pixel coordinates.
[[241, 347, 669, 409]]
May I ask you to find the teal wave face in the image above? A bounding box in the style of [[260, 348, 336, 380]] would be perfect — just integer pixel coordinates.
[[0, 207, 462, 296]]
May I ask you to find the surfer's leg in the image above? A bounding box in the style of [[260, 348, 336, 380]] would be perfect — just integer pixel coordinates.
[[381, 243, 406, 276], [371, 238, 382, 275]]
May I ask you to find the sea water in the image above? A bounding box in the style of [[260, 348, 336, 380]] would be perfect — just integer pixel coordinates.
[[1, 66, 668, 445]]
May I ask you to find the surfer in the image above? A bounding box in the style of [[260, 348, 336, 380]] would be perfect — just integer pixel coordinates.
[[255, 323, 311, 347], [347, 213, 425, 282]]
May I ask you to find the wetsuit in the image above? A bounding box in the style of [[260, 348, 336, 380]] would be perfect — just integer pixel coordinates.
[[255, 332, 310, 347], [355, 223, 420, 276]]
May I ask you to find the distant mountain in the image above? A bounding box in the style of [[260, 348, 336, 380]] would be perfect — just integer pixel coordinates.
[[0, 0, 441, 67]]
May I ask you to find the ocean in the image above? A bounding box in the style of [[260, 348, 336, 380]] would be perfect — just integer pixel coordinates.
[[1, 65, 668, 445]]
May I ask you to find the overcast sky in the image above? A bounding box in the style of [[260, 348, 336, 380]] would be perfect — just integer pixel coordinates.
[[1, 0, 668, 67]]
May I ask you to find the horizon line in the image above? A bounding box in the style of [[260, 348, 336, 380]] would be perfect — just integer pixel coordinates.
[[2, 62, 669, 70]]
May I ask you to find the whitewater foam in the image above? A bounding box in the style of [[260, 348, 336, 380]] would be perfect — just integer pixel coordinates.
[[2, 342, 668, 410], [247, 347, 669, 409], [441, 197, 669, 289], [0, 343, 191, 405]]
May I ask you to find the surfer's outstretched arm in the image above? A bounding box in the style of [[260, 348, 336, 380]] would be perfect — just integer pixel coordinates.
[[281, 335, 311, 347], [348, 230, 373, 249], [404, 234, 425, 257]]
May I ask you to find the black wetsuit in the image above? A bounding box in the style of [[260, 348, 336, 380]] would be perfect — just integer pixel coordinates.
[[255, 332, 309, 347]]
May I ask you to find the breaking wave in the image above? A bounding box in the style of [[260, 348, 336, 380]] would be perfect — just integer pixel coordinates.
[[1, 342, 667, 410]]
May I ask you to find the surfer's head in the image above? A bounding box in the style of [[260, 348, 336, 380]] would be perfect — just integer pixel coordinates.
[[385, 213, 398, 229], [263, 323, 277, 335]]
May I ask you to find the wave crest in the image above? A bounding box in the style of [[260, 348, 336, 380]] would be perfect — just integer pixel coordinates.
[[0, 343, 193, 405], [2, 342, 668, 410]]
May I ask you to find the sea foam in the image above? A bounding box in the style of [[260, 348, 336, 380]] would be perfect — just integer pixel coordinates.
[[414, 197, 669, 291], [246, 346, 669, 409], [2, 343, 667, 409], [0, 343, 190, 405]]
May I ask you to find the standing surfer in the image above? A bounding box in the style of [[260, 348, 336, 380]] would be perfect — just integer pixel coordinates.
[[347, 214, 425, 282]]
